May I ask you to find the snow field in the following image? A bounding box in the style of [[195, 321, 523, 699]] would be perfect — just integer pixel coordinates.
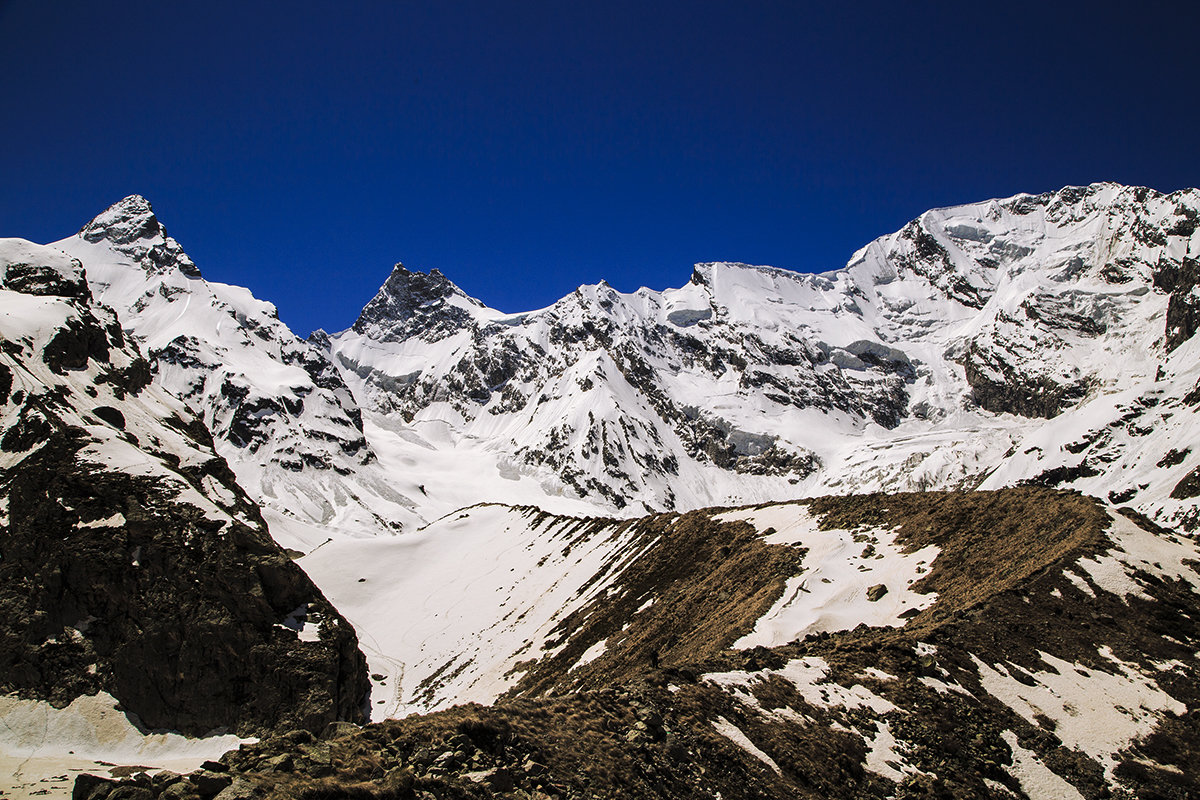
[[299, 505, 654, 716], [0, 693, 249, 800], [0, 692, 245, 763]]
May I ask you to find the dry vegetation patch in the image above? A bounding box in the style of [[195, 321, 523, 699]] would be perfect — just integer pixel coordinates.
[[509, 508, 803, 697], [81, 489, 1200, 800]]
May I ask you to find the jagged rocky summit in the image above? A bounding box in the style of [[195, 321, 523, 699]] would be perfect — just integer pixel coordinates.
[[0, 239, 369, 737], [56, 196, 424, 551]]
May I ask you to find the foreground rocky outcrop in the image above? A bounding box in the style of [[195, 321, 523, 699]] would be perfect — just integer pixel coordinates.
[[0, 239, 369, 737], [84, 488, 1200, 799]]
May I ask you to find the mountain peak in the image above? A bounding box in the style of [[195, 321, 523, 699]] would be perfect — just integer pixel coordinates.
[[379, 263, 472, 306], [689, 263, 713, 286], [349, 263, 484, 342], [78, 195, 201, 278], [79, 194, 161, 245]]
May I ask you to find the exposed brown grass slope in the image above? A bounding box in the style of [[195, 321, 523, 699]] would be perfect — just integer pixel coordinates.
[[82, 488, 1200, 800]]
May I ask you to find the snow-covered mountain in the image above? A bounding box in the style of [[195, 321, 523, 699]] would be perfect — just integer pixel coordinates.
[[0, 238, 367, 738], [329, 183, 1200, 532], [54, 197, 423, 548], [6, 184, 1200, 799], [24, 184, 1196, 542]]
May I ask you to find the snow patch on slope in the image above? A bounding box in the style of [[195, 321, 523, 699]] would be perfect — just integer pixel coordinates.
[[704, 657, 898, 715], [713, 504, 937, 646], [711, 717, 781, 775], [974, 648, 1185, 776], [1073, 510, 1200, 601], [0, 692, 245, 763], [1000, 730, 1086, 800]]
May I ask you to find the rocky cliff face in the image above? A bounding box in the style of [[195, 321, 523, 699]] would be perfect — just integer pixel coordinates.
[[56, 197, 423, 548], [0, 239, 369, 737]]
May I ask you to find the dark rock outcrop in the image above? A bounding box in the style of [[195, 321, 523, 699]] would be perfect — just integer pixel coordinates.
[[1, 435, 368, 736], [351, 264, 480, 343], [1159, 256, 1200, 353], [1170, 464, 1200, 500], [0, 239, 369, 736], [963, 341, 1091, 419]]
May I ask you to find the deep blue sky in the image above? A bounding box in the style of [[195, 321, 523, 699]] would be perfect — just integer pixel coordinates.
[[2, 1, 1197, 337]]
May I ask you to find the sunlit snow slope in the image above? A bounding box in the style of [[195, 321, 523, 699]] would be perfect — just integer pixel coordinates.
[[300, 505, 657, 716], [297, 500, 950, 716]]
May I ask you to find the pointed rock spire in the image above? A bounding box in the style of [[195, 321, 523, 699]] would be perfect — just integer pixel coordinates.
[[351, 263, 481, 342], [79, 195, 201, 278]]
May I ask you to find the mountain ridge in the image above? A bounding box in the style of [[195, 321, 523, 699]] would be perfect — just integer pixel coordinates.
[[321, 181, 1200, 529], [55, 198, 427, 551], [27, 182, 1200, 539], [80, 487, 1200, 800]]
